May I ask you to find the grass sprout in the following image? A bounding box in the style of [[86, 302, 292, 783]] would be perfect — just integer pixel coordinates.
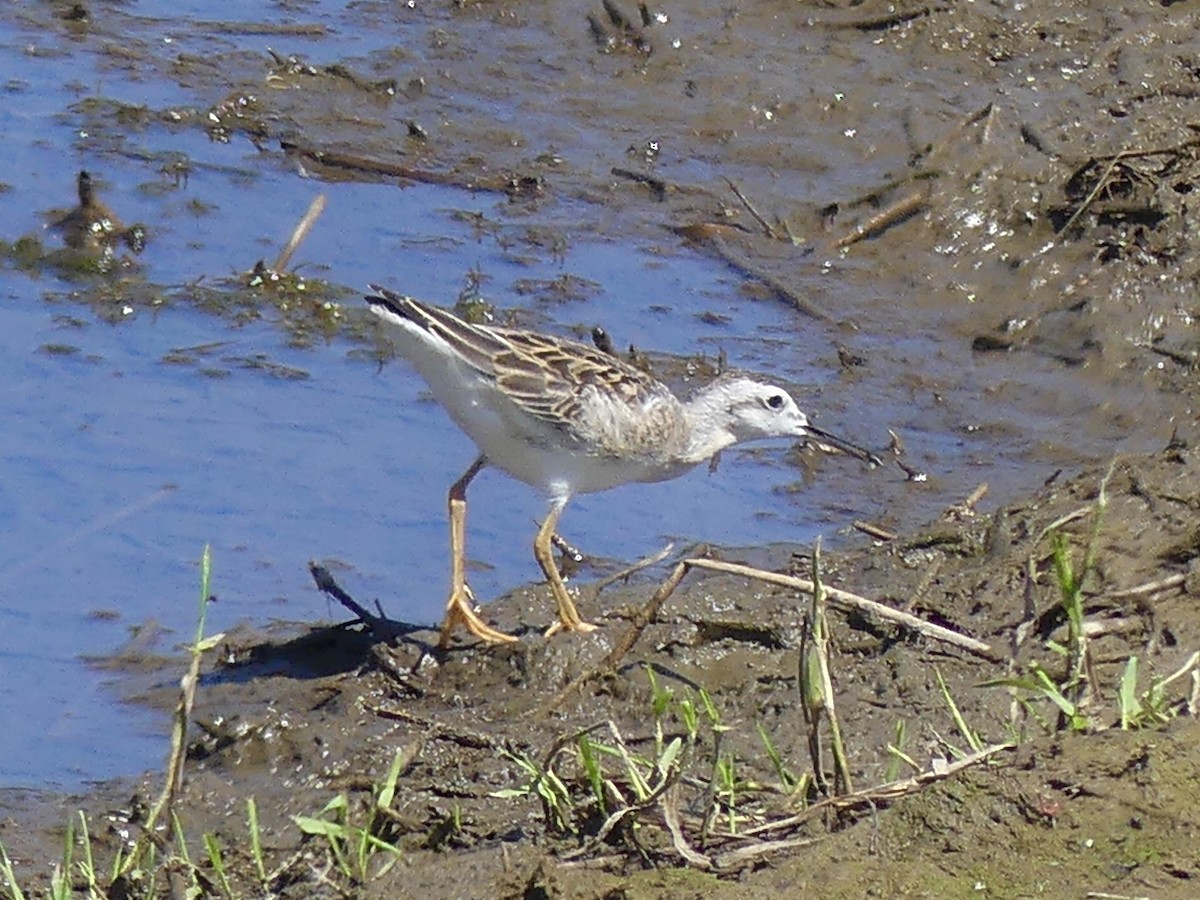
[[294, 746, 406, 883]]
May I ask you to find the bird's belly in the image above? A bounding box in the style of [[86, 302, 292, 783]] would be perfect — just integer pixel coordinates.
[[491, 447, 674, 496], [437, 390, 563, 484], [418, 365, 689, 495], [565, 454, 688, 494], [451, 403, 682, 495]]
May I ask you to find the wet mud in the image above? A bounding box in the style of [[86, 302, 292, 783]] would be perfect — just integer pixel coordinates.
[[7, 450, 1200, 898], [5, 0, 1200, 897]]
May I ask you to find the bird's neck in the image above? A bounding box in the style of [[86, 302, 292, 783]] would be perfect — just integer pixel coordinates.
[[680, 387, 737, 464]]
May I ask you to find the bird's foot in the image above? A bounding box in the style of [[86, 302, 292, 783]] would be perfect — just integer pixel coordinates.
[[543, 618, 599, 639], [439, 585, 519, 648]]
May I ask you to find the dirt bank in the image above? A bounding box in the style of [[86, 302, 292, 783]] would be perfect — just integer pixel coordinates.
[[5, 0, 1200, 897]]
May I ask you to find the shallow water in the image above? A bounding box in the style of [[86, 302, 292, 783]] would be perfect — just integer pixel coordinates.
[[1, 0, 1184, 787]]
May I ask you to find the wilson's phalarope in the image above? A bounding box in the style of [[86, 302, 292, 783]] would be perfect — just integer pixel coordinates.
[[366, 284, 877, 646]]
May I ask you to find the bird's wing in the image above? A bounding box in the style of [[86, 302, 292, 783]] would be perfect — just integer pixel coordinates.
[[490, 327, 666, 429], [368, 285, 667, 433]]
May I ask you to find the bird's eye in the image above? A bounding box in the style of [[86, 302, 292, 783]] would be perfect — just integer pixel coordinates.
[[765, 394, 786, 410]]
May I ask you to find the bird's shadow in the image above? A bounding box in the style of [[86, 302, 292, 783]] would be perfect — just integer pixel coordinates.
[[197, 617, 435, 689], [200, 562, 503, 689]]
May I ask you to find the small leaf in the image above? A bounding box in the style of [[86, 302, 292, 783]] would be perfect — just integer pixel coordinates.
[[294, 816, 343, 838]]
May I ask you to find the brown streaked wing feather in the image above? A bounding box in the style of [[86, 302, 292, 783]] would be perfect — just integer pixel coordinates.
[[491, 329, 665, 430], [369, 287, 511, 375], [378, 289, 665, 432], [406, 299, 514, 376]]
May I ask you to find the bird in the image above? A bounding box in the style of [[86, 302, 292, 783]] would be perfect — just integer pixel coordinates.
[[50, 170, 123, 251], [49, 170, 145, 254], [365, 284, 878, 647]]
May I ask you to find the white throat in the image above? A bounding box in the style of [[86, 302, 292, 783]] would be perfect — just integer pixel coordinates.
[[679, 383, 741, 464]]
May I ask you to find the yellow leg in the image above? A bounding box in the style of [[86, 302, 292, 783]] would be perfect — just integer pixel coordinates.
[[438, 455, 518, 648], [535, 501, 598, 638]]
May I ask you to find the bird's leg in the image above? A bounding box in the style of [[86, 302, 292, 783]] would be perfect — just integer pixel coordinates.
[[439, 455, 518, 648], [535, 501, 598, 638]]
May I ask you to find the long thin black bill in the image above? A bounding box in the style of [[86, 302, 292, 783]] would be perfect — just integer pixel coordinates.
[[805, 425, 884, 469]]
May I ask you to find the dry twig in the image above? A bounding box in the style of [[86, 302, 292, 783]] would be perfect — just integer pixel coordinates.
[[829, 188, 929, 250], [1095, 573, 1186, 600], [724, 178, 784, 240], [542, 559, 692, 713], [688, 558, 1000, 661], [740, 742, 1015, 837], [944, 482, 989, 521], [590, 541, 675, 596], [307, 562, 431, 649], [1057, 152, 1126, 236], [272, 192, 326, 273], [852, 520, 897, 541]]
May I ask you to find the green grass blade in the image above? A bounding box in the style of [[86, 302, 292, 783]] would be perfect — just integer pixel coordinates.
[[247, 797, 267, 885], [376, 747, 406, 811], [0, 843, 29, 900], [203, 833, 233, 899], [1118, 656, 1140, 729], [936, 668, 984, 753]]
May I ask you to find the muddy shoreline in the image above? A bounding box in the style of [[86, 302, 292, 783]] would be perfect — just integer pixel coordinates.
[[5, 447, 1200, 897], [4, 0, 1200, 896]]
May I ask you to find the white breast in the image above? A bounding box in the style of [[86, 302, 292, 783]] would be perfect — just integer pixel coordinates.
[[381, 315, 696, 498]]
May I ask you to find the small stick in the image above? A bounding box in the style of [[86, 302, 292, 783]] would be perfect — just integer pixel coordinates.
[[943, 482, 989, 520], [980, 102, 999, 144], [145, 617, 204, 835], [307, 562, 429, 647], [687, 558, 1000, 661], [548, 530, 584, 563], [662, 784, 714, 869], [960, 482, 989, 510], [852, 520, 896, 541], [273, 192, 326, 274], [702, 232, 833, 321], [282, 140, 519, 193], [1094, 572, 1186, 600], [363, 701, 495, 749], [1090, 136, 1200, 163], [591, 541, 675, 595], [1056, 153, 1124, 236], [740, 742, 1015, 837], [1044, 507, 1093, 535], [541, 559, 691, 713], [724, 178, 782, 240], [670, 223, 833, 321], [598, 560, 691, 671], [710, 834, 823, 870], [924, 101, 997, 161], [830, 188, 928, 249], [309, 561, 374, 621]]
